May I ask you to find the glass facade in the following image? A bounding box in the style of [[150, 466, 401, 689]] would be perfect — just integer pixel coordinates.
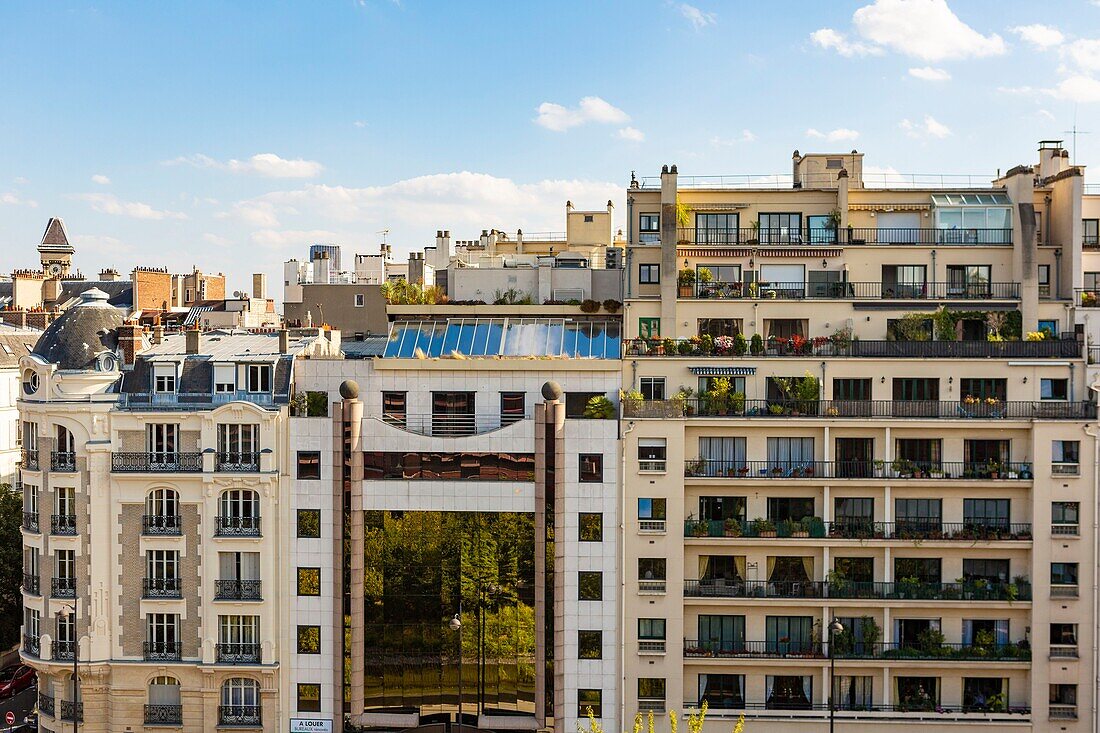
[[384, 318, 622, 359]]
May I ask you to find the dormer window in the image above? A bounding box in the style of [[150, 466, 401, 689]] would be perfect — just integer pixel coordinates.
[[153, 365, 177, 393], [246, 365, 272, 393], [214, 364, 236, 394], [21, 369, 39, 396]]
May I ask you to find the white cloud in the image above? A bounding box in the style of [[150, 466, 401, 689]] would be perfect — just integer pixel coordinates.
[[534, 96, 629, 132], [220, 200, 284, 228], [12, 176, 29, 185], [73, 193, 187, 220], [0, 192, 37, 207], [1050, 74, 1100, 102], [908, 66, 951, 81], [1065, 39, 1100, 72], [166, 152, 323, 179], [677, 3, 716, 31], [899, 115, 952, 139], [1010, 24, 1064, 49], [710, 130, 757, 146], [91, 174, 111, 185], [863, 164, 906, 185], [354, 120, 367, 128], [806, 127, 861, 142], [71, 234, 133, 257], [202, 233, 233, 247], [617, 126, 645, 142], [1038, 109, 1056, 121], [813, 0, 1005, 62]]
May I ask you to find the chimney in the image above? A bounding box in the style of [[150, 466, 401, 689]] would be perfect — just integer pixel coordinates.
[[185, 328, 201, 355], [607, 199, 614, 214], [279, 328, 290, 354], [99, 268, 119, 282], [792, 150, 802, 188], [152, 325, 164, 345], [117, 322, 144, 365], [252, 273, 267, 300], [516, 229, 524, 254]]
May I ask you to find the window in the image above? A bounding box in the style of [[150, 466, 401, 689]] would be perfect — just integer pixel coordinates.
[[896, 499, 942, 530], [697, 318, 741, 338], [579, 454, 603, 483], [758, 213, 803, 244], [946, 265, 991, 296], [698, 674, 744, 709], [297, 509, 321, 538], [1038, 319, 1059, 337], [1050, 684, 1077, 707], [147, 549, 180, 584], [834, 497, 873, 523], [148, 676, 181, 709], [579, 571, 602, 600], [1053, 441, 1080, 473], [1085, 219, 1099, 246], [699, 496, 746, 522], [578, 630, 602, 659], [218, 423, 257, 460], [894, 557, 941, 584], [896, 676, 939, 710], [639, 264, 660, 284], [893, 378, 939, 401], [578, 689, 602, 718], [56, 548, 74, 581], [153, 365, 176, 393], [695, 212, 739, 245], [579, 513, 603, 542], [963, 679, 1007, 713], [766, 436, 814, 467], [297, 567, 321, 596], [638, 558, 667, 581], [833, 378, 872, 401], [297, 451, 321, 480], [218, 615, 259, 659], [963, 559, 1009, 583], [767, 497, 814, 522], [500, 392, 525, 424], [639, 618, 666, 640], [1041, 378, 1068, 400], [1038, 264, 1052, 298], [638, 498, 666, 520], [698, 615, 745, 651], [834, 557, 873, 583], [246, 364, 271, 393], [382, 392, 407, 426], [214, 364, 236, 393], [220, 489, 259, 520], [354, 293, 365, 307], [964, 499, 1009, 527], [640, 377, 665, 401], [1051, 623, 1077, 645], [566, 392, 603, 418], [146, 613, 180, 655], [638, 678, 666, 703], [297, 625, 321, 654], [638, 439, 666, 471], [1052, 562, 1078, 586], [55, 487, 75, 518], [583, 214, 594, 223], [766, 675, 813, 710], [1053, 502, 1079, 530], [21, 369, 38, 395], [222, 678, 260, 712], [639, 214, 660, 233], [297, 683, 321, 712], [638, 318, 660, 340], [146, 423, 178, 459]]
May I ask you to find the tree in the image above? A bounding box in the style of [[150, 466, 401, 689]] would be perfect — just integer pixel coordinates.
[[0, 483, 22, 648]]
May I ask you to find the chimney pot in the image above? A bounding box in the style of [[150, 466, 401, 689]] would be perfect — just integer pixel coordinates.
[[661, 165, 668, 174], [279, 328, 290, 354], [670, 164, 677, 173]]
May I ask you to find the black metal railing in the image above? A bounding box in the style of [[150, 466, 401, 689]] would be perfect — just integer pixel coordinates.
[[143, 577, 182, 598], [682, 701, 1031, 715], [684, 459, 1034, 481], [1075, 289, 1100, 307], [683, 578, 1031, 602], [22, 511, 39, 533], [38, 692, 53, 716], [834, 640, 1031, 661], [219, 705, 262, 726], [631, 398, 1093, 420], [684, 519, 1033, 541], [22, 572, 39, 595], [53, 639, 75, 661], [50, 451, 76, 472], [684, 281, 1019, 301], [216, 451, 260, 472], [51, 576, 75, 598], [383, 412, 531, 437], [51, 513, 77, 535], [60, 700, 83, 722], [24, 635, 40, 657], [215, 515, 262, 537], [142, 514, 182, 535], [215, 579, 263, 601], [675, 226, 1013, 247], [216, 642, 262, 664], [683, 639, 823, 659], [20, 449, 39, 471], [111, 452, 203, 473], [143, 641, 182, 661], [145, 704, 183, 725], [624, 337, 1082, 359]]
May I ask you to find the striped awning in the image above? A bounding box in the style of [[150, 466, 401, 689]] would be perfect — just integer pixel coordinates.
[[677, 247, 843, 258], [689, 366, 757, 376], [848, 203, 931, 212]]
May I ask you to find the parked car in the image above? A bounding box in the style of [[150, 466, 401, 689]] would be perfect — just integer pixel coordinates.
[[0, 664, 35, 699]]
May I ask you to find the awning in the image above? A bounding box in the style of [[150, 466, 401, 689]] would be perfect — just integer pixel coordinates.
[[689, 366, 757, 376]]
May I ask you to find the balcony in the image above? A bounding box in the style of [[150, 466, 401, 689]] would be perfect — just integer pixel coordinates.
[[215, 515, 261, 537], [1050, 644, 1078, 659], [37, 692, 53, 717], [20, 449, 39, 471], [625, 337, 1082, 359], [144, 641, 182, 661], [143, 577, 182, 599], [1051, 585, 1079, 599], [216, 642, 262, 664], [111, 452, 202, 473], [60, 700, 83, 722], [50, 451, 76, 472], [53, 639, 75, 661], [1052, 523, 1079, 536], [683, 578, 1031, 602], [22, 511, 39, 533], [1050, 705, 1078, 720], [51, 514, 77, 535], [214, 579, 263, 601], [674, 226, 1012, 247], [682, 280, 1020, 301], [1075, 289, 1100, 307], [22, 572, 39, 595], [684, 459, 1034, 481], [681, 701, 1031, 716], [381, 412, 530, 437], [219, 705, 262, 727], [51, 576, 75, 599], [685, 519, 1033, 542], [216, 451, 260, 473], [639, 640, 667, 654], [835, 641, 1030, 662], [684, 639, 823, 660], [143, 514, 182, 536], [629, 397, 1093, 421], [145, 704, 183, 725], [23, 635, 39, 657]]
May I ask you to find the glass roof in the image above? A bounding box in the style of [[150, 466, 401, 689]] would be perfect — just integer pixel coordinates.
[[383, 318, 622, 359], [931, 193, 1011, 207]]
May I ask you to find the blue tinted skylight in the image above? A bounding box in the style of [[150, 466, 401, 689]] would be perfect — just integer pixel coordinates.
[[383, 318, 621, 358]]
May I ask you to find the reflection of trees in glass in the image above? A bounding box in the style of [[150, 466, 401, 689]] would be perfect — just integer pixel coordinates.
[[361, 511, 536, 712]]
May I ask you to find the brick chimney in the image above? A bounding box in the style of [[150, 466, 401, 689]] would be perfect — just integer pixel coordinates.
[[278, 328, 290, 354], [185, 328, 201, 355], [117, 322, 144, 365]]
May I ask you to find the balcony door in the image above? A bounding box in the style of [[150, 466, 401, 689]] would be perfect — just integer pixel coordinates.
[[432, 391, 475, 436], [876, 212, 921, 244], [146, 424, 178, 464]]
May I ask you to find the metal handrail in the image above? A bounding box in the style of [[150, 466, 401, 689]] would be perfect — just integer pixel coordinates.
[[142, 514, 182, 535], [143, 577, 182, 598], [833, 641, 1030, 661], [219, 705, 262, 726], [684, 460, 1034, 481], [630, 398, 1093, 420], [216, 451, 260, 472], [684, 519, 1033, 541], [624, 338, 1082, 359], [215, 515, 262, 537], [215, 579, 263, 601], [143, 641, 182, 661], [22, 572, 39, 595], [22, 511, 39, 533], [215, 642, 262, 663], [51, 514, 77, 535], [50, 451, 76, 472], [683, 281, 1020, 300], [681, 700, 1031, 715], [639, 172, 1001, 190], [51, 577, 75, 598], [111, 452, 203, 472], [20, 449, 39, 471], [145, 705, 183, 725], [683, 578, 1031, 601], [673, 226, 1012, 246], [683, 639, 823, 659]]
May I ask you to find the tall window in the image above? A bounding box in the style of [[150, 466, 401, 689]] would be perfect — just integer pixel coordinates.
[[758, 213, 803, 244], [219, 615, 259, 648], [146, 424, 178, 460], [55, 487, 75, 517], [147, 613, 180, 655], [500, 392, 526, 424], [639, 264, 660, 284], [218, 424, 258, 458], [1084, 219, 1099, 246], [221, 678, 260, 713], [147, 550, 180, 583], [579, 454, 603, 483], [695, 212, 739, 245], [153, 365, 177, 393], [297, 683, 321, 712], [382, 392, 407, 426], [246, 364, 271, 393], [639, 214, 660, 243], [148, 676, 181, 710]]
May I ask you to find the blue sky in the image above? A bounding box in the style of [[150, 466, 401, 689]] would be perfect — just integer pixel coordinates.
[[3, 0, 1100, 296]]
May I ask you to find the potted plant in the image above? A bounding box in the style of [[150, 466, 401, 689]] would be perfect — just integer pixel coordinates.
[[705, 377, 732, 416], [751, 517, 776, 538], [737, 465, 750, 477], [723, 517, 743, 537], [584, 395, 616, 419], [792, 517, 812, 538], [678, 268, 696, 298], [662, 338, 677, 356], [750, 333, 764, 355], [730, 391, 746, 415], [697, 267, 714, 297], [873, 459, 885, 477], [734, 332, 748, 355]]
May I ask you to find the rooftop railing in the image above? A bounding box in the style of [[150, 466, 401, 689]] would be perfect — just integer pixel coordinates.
[[684, 281, 1019, 301], [624, 337, 1082, 359], [684, 459, 1034, 481], [683, 578, 1031, 602], [628, 398, 1093, 420], [637, 173, 1000, 190]]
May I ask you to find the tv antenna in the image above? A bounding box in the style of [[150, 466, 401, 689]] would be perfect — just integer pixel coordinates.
[[1064, 107, 1091, 164], [377, 229, 390, 245]]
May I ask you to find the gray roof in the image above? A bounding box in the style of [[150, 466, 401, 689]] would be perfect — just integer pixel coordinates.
[[32, 288, 124, 369], [139, 330, 319, 362], [341, 336, 389, 359], [56, 280, 133, 309], [0, 334, 37, 369], [38, 217, 74, 253]]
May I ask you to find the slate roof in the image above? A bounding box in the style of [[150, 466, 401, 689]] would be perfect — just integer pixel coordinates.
[[32, 288, 124, 369], [56, 280, 133, 309], [38, 218, 74, 253], [0, 334, 37, 369]]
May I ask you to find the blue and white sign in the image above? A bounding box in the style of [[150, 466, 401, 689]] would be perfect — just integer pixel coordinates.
[[290, 720, 333, 733]]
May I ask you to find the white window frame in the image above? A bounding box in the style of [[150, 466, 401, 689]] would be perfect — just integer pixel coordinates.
[[146, 424, 178, 459], [146, 488, 178, 517], [214, 364, 236, 394], [153, 365, 177, 394], [354, 293, 365, 307], [56, 549, 75, 580], [217, 424, 258, 455], [147, 549, 180, 580], [55, 487, 74, 517], [147, 613, 180, 645], [220, 489, 259, 520], [246, 364, 272, 393]]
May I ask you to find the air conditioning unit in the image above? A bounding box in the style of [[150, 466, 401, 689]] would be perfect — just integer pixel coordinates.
[[605, 247, 623, 269]]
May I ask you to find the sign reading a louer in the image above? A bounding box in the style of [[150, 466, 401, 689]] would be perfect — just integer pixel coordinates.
[[290, 720, 333, 733]]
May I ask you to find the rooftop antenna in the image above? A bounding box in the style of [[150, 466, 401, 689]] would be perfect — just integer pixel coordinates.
[[377, 228, 390, 245], [1064, 107, 1091, 164]]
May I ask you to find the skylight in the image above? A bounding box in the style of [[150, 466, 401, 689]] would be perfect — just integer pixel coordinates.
[[383, 318, 622, 359]]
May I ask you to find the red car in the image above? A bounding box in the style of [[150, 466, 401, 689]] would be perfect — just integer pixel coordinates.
[[0, 665, 35, 699]]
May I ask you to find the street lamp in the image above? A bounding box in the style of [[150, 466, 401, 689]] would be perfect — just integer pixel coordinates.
[[449, 611, 462, 733], [57, 603, 78, 733], [828, 618, 844, 733]]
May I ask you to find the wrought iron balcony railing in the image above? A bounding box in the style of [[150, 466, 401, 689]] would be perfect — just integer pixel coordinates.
[[673, 226, 1013, 247], [684, 459, 1034, 481], [22, 572, 39, 595], [22, 511, 39, 533], [50, 451, 76, 472], [51, 514, 77, 535], [143, 577, 182, 598], [683, 280, 1020, 301], [216, 642, 261, 664], [219, 705, 262, 726], [37, 692, 53, 716], [142, 514, 182, 535], [24, 635, 40, 657], [216, 451, 260, 472], [628, 398, 1093, 420], [215, 579, 263, 601], [683, 578, 1031, 602], [143, 641, 182, 661], [684, 519, 1033, 541], [111, 452, 203, 473], [60, 700, 83, 722], [20, 449, 39, 471], [624, 337, 1082, 359], [51, 576, 75, 598], [53, 639, 75, 661], [215, 515, 261, 537], [145, 704, 183, 725]]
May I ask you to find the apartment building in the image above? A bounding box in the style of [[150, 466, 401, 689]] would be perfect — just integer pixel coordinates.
[[0, 324, 39, 485], [620, 144, 1097, 732], [17, 287, 339, 732], [287, 303, 623, 733]]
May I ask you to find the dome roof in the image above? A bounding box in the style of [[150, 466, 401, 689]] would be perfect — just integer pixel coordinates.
[[32, 288, 124, 370]]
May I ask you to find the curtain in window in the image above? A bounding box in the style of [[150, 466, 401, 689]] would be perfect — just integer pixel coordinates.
[[962, 620, 972, 646], [766, 557, 776, 580], [768, 437, 814, 465], [765, 676, 774, 702], [241, 552, 259, 581], [698, 557, 710, 579], [220, 553, 237, 582], [700, 437, 746, 475], [149, 679, 181, 705], [801, 677, 812, 703], [995, 619, 1009, 645], [735, 556, 747, 581], [801, 557, 814, 581]]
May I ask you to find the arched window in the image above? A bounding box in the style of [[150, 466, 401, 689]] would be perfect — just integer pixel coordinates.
[[220, 678, 261, 725], [217, 490, 260, 535], [21, 369, 39, 396], [144, 489, 181, 534], [146, 676, 181, 724]]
